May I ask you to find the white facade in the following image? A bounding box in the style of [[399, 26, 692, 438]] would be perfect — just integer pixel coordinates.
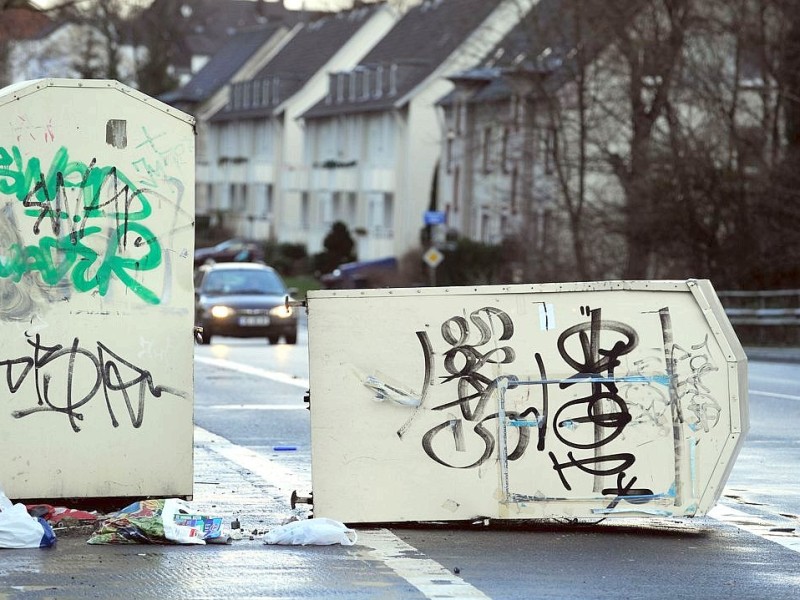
[[299, 0, 537, 261], [202, 7, 399, 245], [194, 26, 294, 218]]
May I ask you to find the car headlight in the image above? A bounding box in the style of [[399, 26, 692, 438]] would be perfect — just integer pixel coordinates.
[[211, 305, 234, 319], [269, 305, 293, 319]]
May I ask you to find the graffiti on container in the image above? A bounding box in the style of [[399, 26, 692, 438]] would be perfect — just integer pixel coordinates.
[[1, 332, 187, 433], [414, 305, 720, 503], [672, 335, 721, 432], [0, 145, 165, 304], [131, 125, 192, 190]]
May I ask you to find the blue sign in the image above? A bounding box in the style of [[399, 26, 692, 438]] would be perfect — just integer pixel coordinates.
[[424, 210, 446, 226]]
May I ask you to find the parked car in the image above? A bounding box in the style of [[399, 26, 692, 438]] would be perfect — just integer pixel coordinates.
[[194, 262, 298, 345], [320, 257, 399, 289], [194, 239, 265, 267]]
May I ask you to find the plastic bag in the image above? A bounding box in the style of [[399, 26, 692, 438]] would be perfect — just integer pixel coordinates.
[[88, 498, 222, 545], [0, 490, 56, 549], [163, 499, 223, 545], [263, 518, 357, 546]]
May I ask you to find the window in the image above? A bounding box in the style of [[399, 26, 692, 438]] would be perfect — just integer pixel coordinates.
[[347, 192, 357, 223], [510, 95, 523, 130], [446, 135, 454, 174], [374, 65, 384, 98], [319, 192, 334, 226], [735, 126, 765, 174], [481, 211, 491, 244], [367, 192, 393, 237], [301, 192, 310, 230], [543, 127, 557, 175], [510, 166, 518, 214], [453, 165, 460, 212], [332, 191, 342, 220], [362, 69, 370, 99], [271, 77, 280, 105], [259, 184, 273, 218], [501, 127, 511, 174], [482, 126, 493, 174]]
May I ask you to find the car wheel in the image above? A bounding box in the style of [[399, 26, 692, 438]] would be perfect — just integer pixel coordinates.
[[267, 334, 280, 345], [285, 331, 298, 345], [200, 328, 212, 345]]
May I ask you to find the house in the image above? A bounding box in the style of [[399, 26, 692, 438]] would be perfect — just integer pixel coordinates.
[[434, 0, 788, 283], [201, 3, 399, 242], [297, 0, 536, 261], [162, 24, 294, 222], [435, 0, 568, 258]]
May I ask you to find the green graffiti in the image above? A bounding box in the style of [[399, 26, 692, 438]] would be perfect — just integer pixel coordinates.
[[0, 145, 164, 304]]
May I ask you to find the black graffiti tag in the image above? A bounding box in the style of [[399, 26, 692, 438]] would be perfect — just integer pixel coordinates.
[[2, 333, 187, 432], [421, 307, 535, 468], [549, 308, 653, 501]]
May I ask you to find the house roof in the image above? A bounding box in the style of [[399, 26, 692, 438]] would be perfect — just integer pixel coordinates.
[[437, 0, 618, 107], [159, 24, 284, 106], [135, 0, 322, 73], [301, 0, 504, 120], [0, 6, 53, 42], [211, 4, 384, 122]]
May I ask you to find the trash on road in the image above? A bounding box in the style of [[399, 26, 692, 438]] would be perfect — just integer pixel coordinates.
[[88, 498, 225, 545], [263, 517, 357, 546], [26, 504, 100, 525], [0, 490, 56, 549]]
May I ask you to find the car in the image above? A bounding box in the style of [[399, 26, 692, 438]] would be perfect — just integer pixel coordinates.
[[194, 262, 298, 345], [194, 239, 265, 267]]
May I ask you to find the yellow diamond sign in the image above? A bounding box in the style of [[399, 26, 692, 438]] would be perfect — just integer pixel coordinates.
[[423, 247, 444, 268]]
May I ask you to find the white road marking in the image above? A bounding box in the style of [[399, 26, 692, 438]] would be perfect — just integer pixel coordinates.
[[748, 375, 800, 386], [195, 356, 309, 389], [195, 426, 299, 490], [203, 404, 307, 411], [710, 502, 800, 554], [749, 389, 800, 402], [357, 529, 491, 599], [194, 426, 490, 600]]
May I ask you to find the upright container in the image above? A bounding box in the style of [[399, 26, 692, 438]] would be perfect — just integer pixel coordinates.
[[306, 280, 748, 523], [0, 79, 195, 500]]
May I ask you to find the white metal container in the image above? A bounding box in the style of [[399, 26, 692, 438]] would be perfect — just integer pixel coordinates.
[[307, 280, 748, 523], [0, 79, 195, 499]]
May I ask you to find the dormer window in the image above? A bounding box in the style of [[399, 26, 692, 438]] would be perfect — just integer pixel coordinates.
[[374, 65, 383, 99], [389, 64, 398, 96], [271, 77, 280, 105], [362, 69, 370, 99]]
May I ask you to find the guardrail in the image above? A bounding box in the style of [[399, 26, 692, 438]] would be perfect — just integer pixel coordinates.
[[717, 289, 800, 345]]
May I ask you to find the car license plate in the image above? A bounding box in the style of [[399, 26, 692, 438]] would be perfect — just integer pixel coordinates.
[[239, 316, 270, 326]]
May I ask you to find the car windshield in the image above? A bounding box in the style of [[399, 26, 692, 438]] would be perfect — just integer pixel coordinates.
[[202, 270, 286, 295]]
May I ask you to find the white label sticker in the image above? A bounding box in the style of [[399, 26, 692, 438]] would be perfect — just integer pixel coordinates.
[[538, 302, 555, 330]]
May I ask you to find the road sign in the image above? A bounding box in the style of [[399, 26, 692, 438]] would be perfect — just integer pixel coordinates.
[[423, 247, 444, 268], [424, 210, 446, 226]]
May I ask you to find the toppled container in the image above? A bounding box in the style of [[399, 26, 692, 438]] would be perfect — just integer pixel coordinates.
[[0, 79, 195, 501], [306, 280, 748, 523]]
